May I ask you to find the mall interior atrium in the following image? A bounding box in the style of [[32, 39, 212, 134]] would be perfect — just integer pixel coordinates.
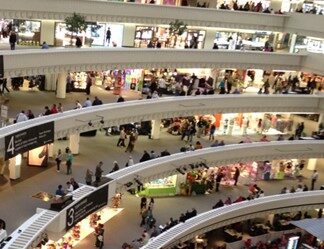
[[0, 0, 323, 249]]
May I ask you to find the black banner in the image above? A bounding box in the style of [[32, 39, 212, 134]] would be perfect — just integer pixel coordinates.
[[66, 185, 109, 231], [4, 121, 54, 160], [0, 55, 3, 78]]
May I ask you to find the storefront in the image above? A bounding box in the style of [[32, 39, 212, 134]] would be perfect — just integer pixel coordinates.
[[54, 22, 123, 47], [134, 26, 206, 49], [194, 112, 293, 136], [0, 19, 41, 45], [214, 29, 289, 52], [294, 35, 324, 54]]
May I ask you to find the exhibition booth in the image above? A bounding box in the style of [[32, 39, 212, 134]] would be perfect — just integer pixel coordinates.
[[42, 206, 123, 249], [54, 22, 123, 47]]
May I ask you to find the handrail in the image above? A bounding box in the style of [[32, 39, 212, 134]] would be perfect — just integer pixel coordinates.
[[107, 140, 324, 186], [142, 191, 324, 249]]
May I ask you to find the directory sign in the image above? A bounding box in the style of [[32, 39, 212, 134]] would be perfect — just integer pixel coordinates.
[[66, 185, 109, 230], [4, 121, 54, 160]]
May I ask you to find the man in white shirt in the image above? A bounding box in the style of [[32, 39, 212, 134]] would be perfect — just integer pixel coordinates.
[[311, 170, 319, 190], [66, 182, 74, 193], [16, 110, 28, 123], [75, 101, 82, 109], [83, 97, 92, 108]]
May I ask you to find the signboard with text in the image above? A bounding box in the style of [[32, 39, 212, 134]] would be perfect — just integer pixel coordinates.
[[4, 121, 54, 160], [66, 185, 109, 231]]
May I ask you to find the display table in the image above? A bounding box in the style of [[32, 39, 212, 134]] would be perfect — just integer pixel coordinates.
[[0, 229, 7, 242], [138, 186, 176, 197]]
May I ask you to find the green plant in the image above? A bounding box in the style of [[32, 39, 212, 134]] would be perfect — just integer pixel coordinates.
[[168, 20, 187, 47], [64, 13, 87, 45]]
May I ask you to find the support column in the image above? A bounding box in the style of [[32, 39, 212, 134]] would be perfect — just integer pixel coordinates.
[[40, 20, 55, 46], [307, 158, 317, 170], [56, 73, 67, 99], [270, 0, 283, 11], [289, 34, 297, 53], [122, 24, 136, 47], [69, 133, 80, 155], [151, 120, 161, 140], [204, 28, 217, 50], [318, 113, 324, 132], [9, 155, 22, 180], [254, 69, 264, 86], [45, 74, 58, 91]]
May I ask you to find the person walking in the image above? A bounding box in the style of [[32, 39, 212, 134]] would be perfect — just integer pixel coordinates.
[[9, 31, 17, 50], [85, 169, 93, 185], [55, 149, 63, 172], [95, 161, 104, 182], [215, 171, 224, 192], [311, 170, 319, 190], [125, 131, 136, 153], [0, 78, 10, 93], [117, 127, 127, 147], [209, 123, 216, 141], [66, 150, 73, 175], [233, 167, 240, 186]]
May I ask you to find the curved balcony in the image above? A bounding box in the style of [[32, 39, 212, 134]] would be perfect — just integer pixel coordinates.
[[0, 95, 322, 156], [108, 140, 324, 186], [2, 49, 313, 77], [0, 0, 286, 31], [142, 191, 324, 249], [1, 1, 324, 39]]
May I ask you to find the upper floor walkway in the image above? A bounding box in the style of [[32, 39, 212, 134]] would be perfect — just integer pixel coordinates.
[[3, 49, 324, 77], [0, 0, 323, 38]]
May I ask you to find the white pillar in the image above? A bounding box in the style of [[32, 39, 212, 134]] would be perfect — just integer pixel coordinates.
[[48, 143, 54, 158], [289, 34, 297, 53], [307, 158, 317, 170], [318, 113, 324, 131], [9, 155, 22, 180], [56, 73, 66, 99], [204, 28, 216, 50], [254, 69, 264, 86], [270, 0, 283, 11], [151, 120, 161, 139], [69, 133, 80, 155], [45, 74, 58, 91], [40, 20, 55, 46], [122, 24, 136, 47]]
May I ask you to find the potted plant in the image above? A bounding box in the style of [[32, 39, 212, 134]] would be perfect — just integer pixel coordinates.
[[168, 19, 187, 48], [64, 13, 88, 46]]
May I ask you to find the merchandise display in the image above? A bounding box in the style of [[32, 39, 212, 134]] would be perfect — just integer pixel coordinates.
[[42, 207, 123, 249]]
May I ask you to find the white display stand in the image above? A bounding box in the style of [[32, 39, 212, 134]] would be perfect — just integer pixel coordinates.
[[9, 155, 21, 180]]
